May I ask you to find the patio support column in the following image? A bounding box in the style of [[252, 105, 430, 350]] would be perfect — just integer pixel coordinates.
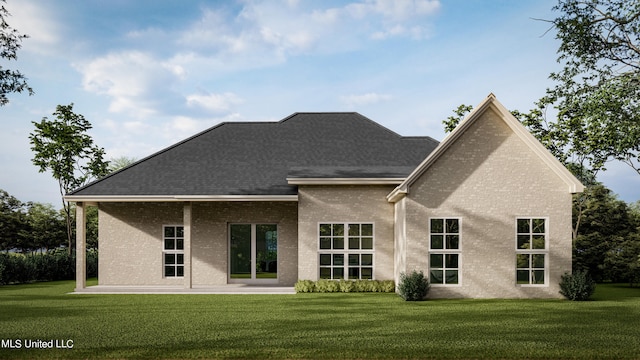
[[75, 202, 86, 291], [183, 202, 192, 289]]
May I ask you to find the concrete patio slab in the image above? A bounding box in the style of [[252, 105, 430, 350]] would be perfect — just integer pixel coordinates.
[[71, 285, 296, 295]]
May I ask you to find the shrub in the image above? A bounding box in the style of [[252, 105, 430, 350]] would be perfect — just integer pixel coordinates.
[[87, 249, 99, 278], [0, 258, 5, 285], [338, 280, 355, 292], [380, 280, 396, 293], [294, 280, 316, 293], [353, 279, 370, 292], [316, 279, 339, 293], [398, 270, 430, 301], [294, 279, 396, 293], [559, 270, 596, 301]]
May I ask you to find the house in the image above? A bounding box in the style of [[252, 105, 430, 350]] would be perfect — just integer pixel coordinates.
[[66, 94, 584, 298]]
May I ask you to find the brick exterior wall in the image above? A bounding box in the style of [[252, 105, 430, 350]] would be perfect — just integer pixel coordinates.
[[98, 201, 298, 286], [297, 185, 396, 281], [401, 108, 573, 298]]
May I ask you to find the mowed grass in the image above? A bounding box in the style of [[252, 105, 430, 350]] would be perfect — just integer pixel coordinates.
[[1, 281, 640, 359]]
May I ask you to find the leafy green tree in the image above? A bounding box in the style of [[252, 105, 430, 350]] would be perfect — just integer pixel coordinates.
[[573, 184, 636, 281], [21, 203, 66, 253], [0, 0, 33, 106], [29, 104, 109, 254], [535, 0, 640, 176], [0, 189, 27, 252], [603, 233, 640, 286], [107, 156, 137, 173]]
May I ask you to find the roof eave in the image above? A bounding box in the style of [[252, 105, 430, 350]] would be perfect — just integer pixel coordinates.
[[287, 178, 405, 185], [64, 195, 299, 203]]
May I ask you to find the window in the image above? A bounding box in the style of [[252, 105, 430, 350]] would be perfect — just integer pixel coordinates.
[[429, 218, 460, 285], [319, 223, 373, 280], [516, 218, 547, 285], [163, 225, 184, 277]]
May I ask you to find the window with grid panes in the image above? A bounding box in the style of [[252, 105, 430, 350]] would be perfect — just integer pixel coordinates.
[[516, 218, 547, 285], [428, 218, 460, 285], [163, 225, 184, 277], [319, 223, 373, 280]]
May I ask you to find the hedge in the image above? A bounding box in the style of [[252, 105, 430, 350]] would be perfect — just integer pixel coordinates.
[[295, 279, 395, 293], [0, 249, 98, 285]]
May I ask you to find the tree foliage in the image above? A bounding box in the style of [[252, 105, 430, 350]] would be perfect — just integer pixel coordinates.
[[107, 156, 137, 173], [21, 203, 66, 252], [0, 189, 67, 253], [0, 189, 27, 251], [0, 0, 33, 106], [29, 104, 109, 253], [536, 0, 640, 175]]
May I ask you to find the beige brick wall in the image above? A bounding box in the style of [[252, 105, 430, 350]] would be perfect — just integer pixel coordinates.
[[403, 108, 573, 298], [297, 185, 396, 281], [99, 201, 298, 286]]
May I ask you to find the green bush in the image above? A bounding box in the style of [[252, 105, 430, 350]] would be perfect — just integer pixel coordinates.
[[339, 280, 355, 292], [295, 279, 396, 293], [0, 249, 98, 285], [0, 259, 4, 285], [87, 249, 99, 278], [294, 280, 316, 293], [398, 270, 430, 301], [316, 279, 340, 293], [559, 270, 596, 301], [380, 280, 396, 293]]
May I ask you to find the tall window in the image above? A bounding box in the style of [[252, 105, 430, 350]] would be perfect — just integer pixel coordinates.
[[319, 223, 374, 280], [229, 224, 278, 281], [516, 218, 547, 285], [429, 218, 460, 285], [163, 225, 184, 277]]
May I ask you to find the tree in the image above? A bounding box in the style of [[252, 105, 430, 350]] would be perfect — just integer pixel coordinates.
[[0, 0, 33, 106], [572, 184, 634, 280], [29, 104, 109, 254], [21, 203, 66, 253], [0, 189, 27, 252], [107, 156, 137, 173], [534, 0, 640, 176]]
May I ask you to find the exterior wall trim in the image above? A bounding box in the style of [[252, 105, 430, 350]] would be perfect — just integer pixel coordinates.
[[64, 195, 299, 203], [387, 93, 584, 203], [287, 178, 404, 185]]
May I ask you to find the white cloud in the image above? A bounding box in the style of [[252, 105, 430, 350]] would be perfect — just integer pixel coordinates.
[[186, 92, 244, 113], [6, 1, 60, 54], [346, 0, 440, 21], [341, 93, 393, 107], [76, 51, 182, 118]]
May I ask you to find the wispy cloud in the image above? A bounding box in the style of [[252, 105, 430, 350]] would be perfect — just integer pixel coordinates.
[[5, 1, 60, 54], [186, 92, 244, 114], [76, 51, 184, 118], [341, 93, 393, 107]]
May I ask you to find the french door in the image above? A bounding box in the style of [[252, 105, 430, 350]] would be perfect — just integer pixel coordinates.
[[229, 224, 278, 283]]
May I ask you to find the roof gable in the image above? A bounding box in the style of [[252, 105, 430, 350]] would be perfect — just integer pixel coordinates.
[[387, 94, 584, 202], [69, 112, 439, 199]]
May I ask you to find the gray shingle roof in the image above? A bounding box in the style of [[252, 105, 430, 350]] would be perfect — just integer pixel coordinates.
[[70, 112, 439, 196]]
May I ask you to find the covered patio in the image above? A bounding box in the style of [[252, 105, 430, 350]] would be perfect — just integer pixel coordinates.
[[71, 284, 296, 295]]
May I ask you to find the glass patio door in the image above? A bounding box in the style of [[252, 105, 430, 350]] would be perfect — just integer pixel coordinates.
[[229, 224, 277, 283]]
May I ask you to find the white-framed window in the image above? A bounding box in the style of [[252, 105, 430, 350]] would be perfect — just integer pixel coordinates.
[[163, 225, 184, 277], [516, 218, 548, 286], [318, 223, 374, 280], [428, 218, 460, 285]]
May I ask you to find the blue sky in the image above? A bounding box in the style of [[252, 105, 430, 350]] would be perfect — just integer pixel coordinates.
[[2, 0, 638, 205]]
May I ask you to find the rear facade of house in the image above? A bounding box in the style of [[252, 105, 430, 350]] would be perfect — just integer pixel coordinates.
[[68, 95, 583, 298]]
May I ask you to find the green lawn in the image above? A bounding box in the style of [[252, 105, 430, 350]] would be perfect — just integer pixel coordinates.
[[1, 281, 639, 359]]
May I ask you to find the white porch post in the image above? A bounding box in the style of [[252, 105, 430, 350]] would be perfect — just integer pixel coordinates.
[[75, 202, 86, 291], [183, 202, 192, 289]]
